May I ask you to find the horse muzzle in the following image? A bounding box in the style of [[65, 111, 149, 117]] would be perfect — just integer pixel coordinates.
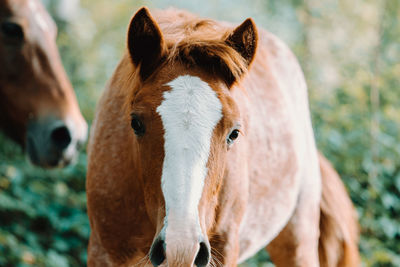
[[26, 116, 87, 168], [150, 234, 211, 267]]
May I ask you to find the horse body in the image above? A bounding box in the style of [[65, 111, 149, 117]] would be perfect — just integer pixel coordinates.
[[87, 7, 358, 266], [0, 0, 87, 167], [234, 30, 321, 262]]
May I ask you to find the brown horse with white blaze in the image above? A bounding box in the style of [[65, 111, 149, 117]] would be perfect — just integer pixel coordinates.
[[0, 0, 87, 167], [87, 7, 360, 267]]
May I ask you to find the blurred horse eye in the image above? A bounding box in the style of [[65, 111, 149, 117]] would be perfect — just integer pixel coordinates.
[[227, 129, 240, 145], [131, 114, 145, 136], [1, 21, 24, 41]]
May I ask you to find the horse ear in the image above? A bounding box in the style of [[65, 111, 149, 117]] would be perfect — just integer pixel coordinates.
[[226, 18, 258, 67], [127, 7, 166, 80]]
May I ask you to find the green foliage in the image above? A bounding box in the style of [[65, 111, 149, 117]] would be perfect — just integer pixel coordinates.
[[0, 133, 89, 266], [0, 0, 399, 266], [307, 1, 400, 265]]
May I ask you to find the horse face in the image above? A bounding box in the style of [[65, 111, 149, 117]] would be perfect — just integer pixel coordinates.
[[0, 0, 87, 167], [127, 7, 256, 266], [129, 68, 242, 267]]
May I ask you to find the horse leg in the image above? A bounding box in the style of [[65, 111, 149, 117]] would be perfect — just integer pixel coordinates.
[[317, 153, 360, 267], [266, 184, 321, 267]]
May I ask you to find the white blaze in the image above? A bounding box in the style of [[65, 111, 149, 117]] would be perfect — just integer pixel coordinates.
[[157, 75, 222, 239]]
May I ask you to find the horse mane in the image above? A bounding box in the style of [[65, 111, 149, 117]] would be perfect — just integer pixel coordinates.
[[154, 9, 249, 85]]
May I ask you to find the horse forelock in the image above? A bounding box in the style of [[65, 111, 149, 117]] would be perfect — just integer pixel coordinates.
[[120, 9, 249, 103], [159, 10, 248, 86], [167, 39, 248, 86]]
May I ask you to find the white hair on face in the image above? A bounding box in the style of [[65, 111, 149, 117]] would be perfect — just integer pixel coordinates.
[[157, 75, 223, 239]]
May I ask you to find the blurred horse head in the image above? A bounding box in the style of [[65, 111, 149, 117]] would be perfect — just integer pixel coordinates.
[[0, 0, 87, 167]]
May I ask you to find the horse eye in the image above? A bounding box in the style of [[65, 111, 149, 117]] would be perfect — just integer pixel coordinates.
[[131, 115, 145, 136], [227, 129, 240, 144], [1, 21, 24, 40]]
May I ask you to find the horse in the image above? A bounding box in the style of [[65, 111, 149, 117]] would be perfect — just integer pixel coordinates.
[[86, 7, 360, 266], [0, 0, 87, 168]]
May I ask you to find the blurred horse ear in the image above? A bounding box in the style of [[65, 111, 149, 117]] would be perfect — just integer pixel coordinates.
[[127, 7, 166, 80], [226, 18, 258, 67]]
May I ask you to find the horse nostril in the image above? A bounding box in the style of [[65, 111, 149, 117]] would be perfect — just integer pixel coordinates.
[[51, 125, 71, 150], [149, 237, 165, 266], [195, 242, 210, 267]]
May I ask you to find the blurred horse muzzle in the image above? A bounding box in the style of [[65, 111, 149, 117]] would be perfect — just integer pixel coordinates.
[[26, 116, 87, 168]]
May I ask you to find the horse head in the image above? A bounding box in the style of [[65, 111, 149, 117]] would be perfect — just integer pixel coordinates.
[[124, 7, 258, 266], [0, 0, 87, 167]]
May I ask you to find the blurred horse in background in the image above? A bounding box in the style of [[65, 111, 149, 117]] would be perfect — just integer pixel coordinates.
[[87, 7, 359, 267], [0, 0, 87, 167]]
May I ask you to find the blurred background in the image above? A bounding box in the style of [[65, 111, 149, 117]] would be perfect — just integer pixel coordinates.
[[0, 0, 399, 266]]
